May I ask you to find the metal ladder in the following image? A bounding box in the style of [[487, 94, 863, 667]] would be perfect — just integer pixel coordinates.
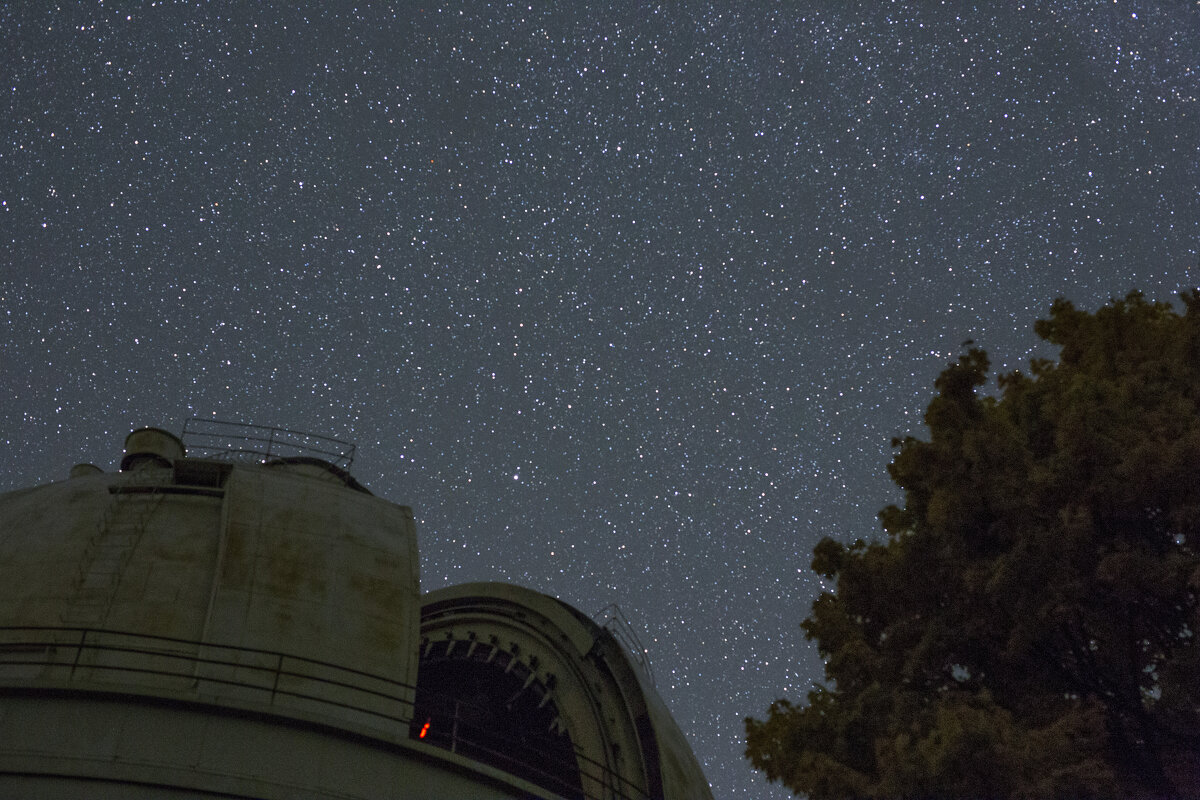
[[60, 471, 170, 625]]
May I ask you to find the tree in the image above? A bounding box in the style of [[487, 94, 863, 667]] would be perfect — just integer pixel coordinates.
[[747, 292, 1200, 799]]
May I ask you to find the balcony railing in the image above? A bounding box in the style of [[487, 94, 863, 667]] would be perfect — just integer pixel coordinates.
[[0, 626, 649, 800], [0, 626, 411, 734], [181, 418, 356, 470]]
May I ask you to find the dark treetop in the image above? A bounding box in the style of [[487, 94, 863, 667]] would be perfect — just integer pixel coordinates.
[[747, 292, 1200, 799]]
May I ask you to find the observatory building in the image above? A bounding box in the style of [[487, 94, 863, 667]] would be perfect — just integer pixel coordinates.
[[0, 421, 712, 799]]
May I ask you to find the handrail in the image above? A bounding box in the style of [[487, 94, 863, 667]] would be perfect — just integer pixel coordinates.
[[0, 626, 648, 800], [181, 418, 357, 470], [0, 626, 412, 727], [593, 604, 655, 687]]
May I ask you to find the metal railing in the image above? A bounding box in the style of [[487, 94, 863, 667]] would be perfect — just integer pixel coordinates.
[[0, 626, 649, 800], [413, 698, 586, 800], [593, 604, 655, 687], [0, 626, 412, 733], [181, 418, 356, 470]]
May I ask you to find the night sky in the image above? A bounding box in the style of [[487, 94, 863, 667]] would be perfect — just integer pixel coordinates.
[[4, 3, 1199, 797]]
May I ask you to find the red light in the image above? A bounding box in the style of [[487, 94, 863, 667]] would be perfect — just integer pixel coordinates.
[[418, 718, 431, 739]]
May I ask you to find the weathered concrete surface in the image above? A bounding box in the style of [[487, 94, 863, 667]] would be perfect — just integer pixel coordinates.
[[0, 693, 553, 799]]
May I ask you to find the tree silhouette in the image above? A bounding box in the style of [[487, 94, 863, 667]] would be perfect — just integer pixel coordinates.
[[747, 292, 1200, 799]]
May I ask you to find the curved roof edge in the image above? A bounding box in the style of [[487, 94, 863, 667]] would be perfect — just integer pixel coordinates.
[[422, 581, 596, 656], [421, 582, 713, 800], [261, 455, 373, 494]]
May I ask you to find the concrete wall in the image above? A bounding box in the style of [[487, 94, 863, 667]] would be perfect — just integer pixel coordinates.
[[202, 463, 419, 690], [0, 457, 446, 797], [0, 461, 418, 683], [0, 693, 553, 800]]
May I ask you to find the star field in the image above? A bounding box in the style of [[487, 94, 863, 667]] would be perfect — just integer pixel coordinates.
[[4, 3, 1199, 797]]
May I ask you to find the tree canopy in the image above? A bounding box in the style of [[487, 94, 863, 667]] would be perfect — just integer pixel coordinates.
[[746, 292, 1200, 799]]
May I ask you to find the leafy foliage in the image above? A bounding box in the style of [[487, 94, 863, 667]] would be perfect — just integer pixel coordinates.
[[747, 292, 1200, 798]]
